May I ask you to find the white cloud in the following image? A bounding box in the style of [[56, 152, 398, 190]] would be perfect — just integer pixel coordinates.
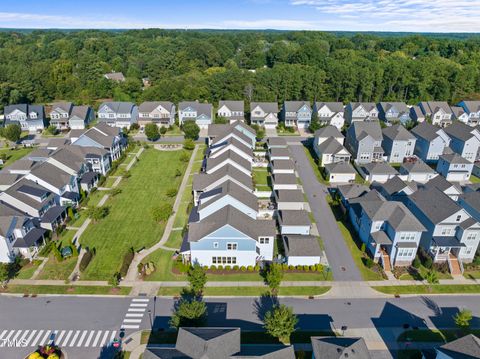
[[290, 0, 480, 32], [221, 19, 318, 29]]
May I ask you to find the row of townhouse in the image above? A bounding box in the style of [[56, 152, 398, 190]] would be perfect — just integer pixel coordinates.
[[313, 120, 479, 184], [265, 138, 323, 266], [0, 123, 126, 263], [337, 171, 480, 273]]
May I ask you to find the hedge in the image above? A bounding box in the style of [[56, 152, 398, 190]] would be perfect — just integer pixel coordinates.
[[79, 250, 94, 272], [119, 248, 135, 278]]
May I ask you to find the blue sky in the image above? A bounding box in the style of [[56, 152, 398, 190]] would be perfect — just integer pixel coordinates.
[[1, 0, 480, 32]]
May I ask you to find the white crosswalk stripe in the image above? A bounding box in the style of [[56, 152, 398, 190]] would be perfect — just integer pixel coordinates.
[[92, 331, 102, 347], [121, 324, 140, 329], [0, 330, 7, 340], [24, 330, 37, 347], [55, 330, 66, 346], [132, 298, 149, 302], [99, 331, 110, 347], [76, 330, 88, 347], [31, 330, 44, 347], [126, 313, 144, 317], [68, 330, 80, 347], [39, 330, 51, 345], [11, 330, 23, 343], [123, 319, 142, 323], [19, 330, 30, 345], [48, 330, 59, 344], [109, 331, 117, 342], [128, 308, 146, 312], [130, 303, 148, 307], [60, 330, 73, 347], [84, 331, 95, 347]]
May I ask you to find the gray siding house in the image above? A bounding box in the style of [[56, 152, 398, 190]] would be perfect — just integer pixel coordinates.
[[4, 104, 46, 133], [97, 102, 138, 129], [344, 102, 379, 124], [138, 101, 176, 128], [443, 121, 480, 163], [457, 100, 480, 126], [382, 125, 416, 163], [312, 102, 345, 130], [346, 122, 384, 164], [281, 101, 312, 129], [377, 102, 411, 125], [418, 101, 453, 127], [217, 100, 244, 123], [411, 122, 451, 163], [250, 102, 279, 128]]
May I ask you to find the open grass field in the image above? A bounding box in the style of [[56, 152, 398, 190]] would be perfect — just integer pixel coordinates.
[[0, 147, 34, 167], [80, 149, 189, 280], [15, 260, 43, 279]]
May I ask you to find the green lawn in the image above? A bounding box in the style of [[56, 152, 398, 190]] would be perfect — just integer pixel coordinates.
[[143, 250, 185, 281], [164, 230, 184, 248], [469, 175, 480, 183], [398, 265, 452, 280], [0, 285, 131, 295], [464, 269, 480, 280], [15, 260, 43, 279], [104, 176, 118, 188], [37, 255, 77, 280], [397, 329, 480, 342], [85, 190, 107, 207], [277, 127, 300, 136], [253, 168, 270, 189], [164, 125, 184, 136], [325, 196, 385, 281], [302, 146, 329, 185], [158, 286, 331, 296], [68, 211, 88, 228], [0, 147, 34, 167], [373, 284, 480, 295], [80, 149, 189, 280]]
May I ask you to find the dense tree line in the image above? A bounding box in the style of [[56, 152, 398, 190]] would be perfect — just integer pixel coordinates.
[[1, 29, 480, 111]]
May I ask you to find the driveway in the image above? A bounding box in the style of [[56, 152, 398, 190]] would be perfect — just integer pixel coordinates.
[[289, 143, 362, 281], [265, 127, 278, 137]]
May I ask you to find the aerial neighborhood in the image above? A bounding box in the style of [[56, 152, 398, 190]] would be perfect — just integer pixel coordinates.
[[0, 98, 479, 279]]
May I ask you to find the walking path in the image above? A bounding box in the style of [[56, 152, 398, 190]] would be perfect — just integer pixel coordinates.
[[30, 257, 49, 280], [125, 145, 200, 282]]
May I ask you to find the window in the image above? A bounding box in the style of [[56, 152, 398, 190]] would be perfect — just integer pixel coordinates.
[[466, 233, 477, 241], [213, 242, 219, 248], [227, 243, 237, 250], [259, 237, 269, 244], [456, 215, 461, 222], [212, 256, 236, 264]]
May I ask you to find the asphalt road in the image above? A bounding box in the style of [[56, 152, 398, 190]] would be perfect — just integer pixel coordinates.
[[289, 143, 363, 281], [1, 294, 479, 359]]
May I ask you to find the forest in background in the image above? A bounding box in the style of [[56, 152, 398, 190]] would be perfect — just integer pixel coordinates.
[[1, 29, 480, 110]]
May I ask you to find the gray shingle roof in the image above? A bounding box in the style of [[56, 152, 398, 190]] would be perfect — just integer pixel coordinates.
[[267, 137, 287, 147], [315, 102, 344, 113], [233, 344, 295, 358], [176, 327, 240, 358], [283, 235, 321, 257], [271, 159, 295, 171], [208, 137, 253, 157], [337, 184, 370, 200], [50, 147, 85, 172], [437, 334, 480, 359], [371, 175, 410, 196], [250, 102, 278, 114], [421, 101, 453, 115], [444, 121, 477, 142], [283, 101, 311, 112], [317, 137, 346, 155], [211, 128, 252, 148], [269, 147, 291, 158], [272, 173, 297, 185], [439, 153, 471, 165], [407, 188, 462, 224], [188, 206, 275, 242], [382, 124, 416, 141], [315, 125, 344, 139], [461, 101, 480, 113], [459, 191, 480, 214], [279, 210, 310, 226], [423, 175, 461, 193], [4, 104, 45, 121], [324, 162, 356, 174], [361, 162, 399, 175], [70, 105, 92, 121], [100, 102, 135, 114], [351, 122, 383, 141], [4, 178, 54, 211], [30, 162, 72, 189], [275, 189, 304, 203], [138, 101, 174, 113], [350, 102, 377, 112], [192, 164, 253, 192], [104, 72, 125, 81], [0, 172, 22, 187], [411, 122, 445, 141], [205, 149, 251, 173], [400, 159, 435, 174], [311, 337, 371, 359], [379, 102, 409, 115], [179, 101, 212, 117], [198, 180, 257, 212], [50, 102, 73, 115], [218, 100, 244, 112]]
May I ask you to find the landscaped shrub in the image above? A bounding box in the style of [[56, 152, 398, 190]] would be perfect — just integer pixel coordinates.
[[412, 257, 421, 268], [247, 265, 254, 271], [52, 243, 63, 262], [79, 249, 94, 272], [296, 265, 302, 270], [225, 265, 231, 270], [254, 265, 260, 271], [360, 243, 366, 252], [316, 264, 324, 272], [217, 265, 223, 270], [119, 248, 135, 278], [288, 265, 295, 270], [203, 266, 209, 271], [309, 265, 315, 271], [175, 169, 182, 177], [362, 257, 374, 268], [433, 262, 449, 274], [123, 171, 131, 178], [209, 265, 216, 271], [110, 188, 122, 196], [282, 264, 289, 271], [183, 139, 195, 150], [418, 247, 433, 269], [173, 259, 189, 273], [240, 266, 247, 272], [180, 151, 190, 162], [303, 265, 309, 271], [166, 188, 178, 198]]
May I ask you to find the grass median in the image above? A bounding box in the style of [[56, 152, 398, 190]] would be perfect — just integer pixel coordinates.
[[0, 285, 131, 295], [157, 286, 331, 297], [372, 284, 480, 295], [397, 329, 480, 342]]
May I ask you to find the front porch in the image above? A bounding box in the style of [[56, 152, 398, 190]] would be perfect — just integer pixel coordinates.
[[13, 227, 48, 261]]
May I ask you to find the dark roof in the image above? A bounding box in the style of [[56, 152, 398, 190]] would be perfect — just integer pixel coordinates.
[[382, 124, 416, 141], [30, 162, 72, 189], [361, 162, 399, 175], [189, 206, 275, 243], [205, 150, 251, 173], [411, 122, 445, 141], [371, 176, 410, 196], [4, 179, 54, 210], [176, 327, 240, 358], [218, 100, 244, 112], [325, 162, 356, 175], [193, 165, 253, 192], [99, 101, 135, 114], [198, 180, 257, 212], [271, 159, 295, 171], [269, 147, 291, 158], [407, 188, 462, 223], [315, 102, 344, 113], [233, 344, 295, 358], [179, 101, 212, 117], [267, 137, 287, 147], [80, 171, 99, 184], [423, 175, 462, 193], [13, 227, 46, 248], [399, 159, 435, 174], [351, 122, 383, 141], [41, 206, 66, 223], [143, 347, 189, 359], [432, 236, 466, 247], [138, 101, 174, 113], [444, 121, 478, 142], [315, 125, 343, 139], [317, 137, 346, 155], [337, 184, 370, 200], [459, 191, 480, 214], [439, 153, 472, 165], [437, 334, 480, 359], [275, 190, 304, 203], [311, 337, 371, 359], [283, 235, 322, 257], [279, 210, 311, 226], [250, 102, 279, 114], [272, 173, 297, 185]]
